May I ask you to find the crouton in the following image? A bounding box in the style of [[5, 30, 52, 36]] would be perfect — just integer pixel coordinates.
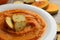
[[14, 22, 26, 32], [12, 14, 26, 31], [5, 17, 13, 29], [12, 14, 26, 22]]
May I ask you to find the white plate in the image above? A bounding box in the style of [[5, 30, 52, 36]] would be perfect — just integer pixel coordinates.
[[0, 4, 57, 40]]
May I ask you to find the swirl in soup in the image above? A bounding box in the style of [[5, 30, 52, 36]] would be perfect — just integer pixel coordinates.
[[0, 9, 46, 40]]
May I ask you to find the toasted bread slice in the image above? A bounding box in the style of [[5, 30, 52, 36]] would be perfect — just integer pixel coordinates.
[[14, 21, 26, 32], [32, 1, 49, 9], [57, 34, 60, 40], [5, 17, 13, 29], [12, 14, 26, 31], [12, 14, 26, 22], [14, 1, 24, 4], [45, 4, 59, 15], [57, 24, 60, 32]]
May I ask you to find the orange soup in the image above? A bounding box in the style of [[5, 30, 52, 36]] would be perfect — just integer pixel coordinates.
[[0, 9, 46, 40]]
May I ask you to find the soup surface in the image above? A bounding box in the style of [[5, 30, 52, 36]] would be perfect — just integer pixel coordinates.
[[0, 9, 46, 40]]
